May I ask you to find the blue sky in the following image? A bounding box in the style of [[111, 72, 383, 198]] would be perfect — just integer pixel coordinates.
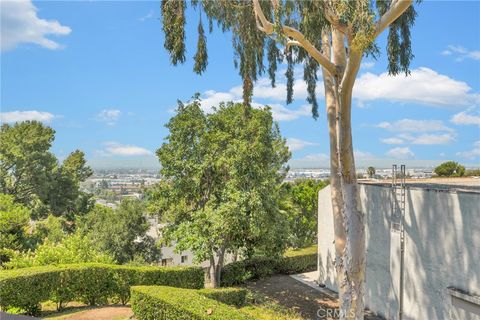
[[1, 0, 479, 169]]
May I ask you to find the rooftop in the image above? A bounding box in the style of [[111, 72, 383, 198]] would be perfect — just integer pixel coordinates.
[[359, 177, 480, 193]]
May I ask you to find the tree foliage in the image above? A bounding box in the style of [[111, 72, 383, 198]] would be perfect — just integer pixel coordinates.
[[161, 0, 418, 116], [0, 122, 93, 219], [367, 166, 376, 178], [434, 161, 465, 177], [280, 179, 328, 248], [78, 200, 160, 264], [0, 194, 32, 264], [4, 233, 113, 269], [148, 99, 290, 284]]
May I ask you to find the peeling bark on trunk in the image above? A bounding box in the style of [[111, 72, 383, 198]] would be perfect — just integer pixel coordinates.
[[336, 47, 366, 320], [326, 30, 366, 320], [321, 29, 348, 309]]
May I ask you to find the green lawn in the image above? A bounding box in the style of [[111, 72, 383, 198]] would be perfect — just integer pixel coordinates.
[[284, 244, 317, 257]]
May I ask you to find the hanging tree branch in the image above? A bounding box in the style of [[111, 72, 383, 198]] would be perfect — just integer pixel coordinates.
[[375, 0, 413, 38], [252, 0, 338, 77]]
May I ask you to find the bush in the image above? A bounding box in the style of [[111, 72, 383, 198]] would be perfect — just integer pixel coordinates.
[[221, 245, 317, 287], [131, 286, 253, 320], [434, 161, 465, 177], [0, 263, 204, 315]]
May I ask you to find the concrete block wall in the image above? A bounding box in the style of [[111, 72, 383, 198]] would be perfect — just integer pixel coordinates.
[[318, 184, 480, 319]]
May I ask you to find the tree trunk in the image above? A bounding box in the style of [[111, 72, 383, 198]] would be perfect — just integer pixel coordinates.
[[321, 29, 348, 312], [209, 246, 226, 288], [215, 246, 226, 287], [209, 255, 218, 288], [336, 48, 366, 320]]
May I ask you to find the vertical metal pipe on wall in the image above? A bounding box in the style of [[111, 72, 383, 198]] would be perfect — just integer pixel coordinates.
[[392, 164, 406, 320]]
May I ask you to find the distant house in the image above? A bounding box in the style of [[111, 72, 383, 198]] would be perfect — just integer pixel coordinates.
[[146, 217, 234, 269], [317, 180, 480, 320]]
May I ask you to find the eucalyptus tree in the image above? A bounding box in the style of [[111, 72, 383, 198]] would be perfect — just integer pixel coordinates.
[[160, 1, 418, 317]]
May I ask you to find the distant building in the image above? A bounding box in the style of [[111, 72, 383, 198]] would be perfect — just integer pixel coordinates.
[[146, 217, 235, 268]]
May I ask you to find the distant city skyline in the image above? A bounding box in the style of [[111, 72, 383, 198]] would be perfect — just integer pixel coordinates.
[[1, 1, 479, 169]]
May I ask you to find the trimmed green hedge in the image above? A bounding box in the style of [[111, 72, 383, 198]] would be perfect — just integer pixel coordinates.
[[131, 286, 253, 320], [0, 263, 204, 315], [221, 248, 317, 287]]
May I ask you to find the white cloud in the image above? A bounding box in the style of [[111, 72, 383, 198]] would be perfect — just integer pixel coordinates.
[[267, 104, 311, 121], [376, 119, 454, 133], [386, 147, 415, 160], [456, 141, 480, 160], [354, 150, 375, 159], [99, 142, 153, 157], [1, 0, 71, 51], [198, 79, 313, 122], [354, 67, 479, 108], [139, 10, 154, 22], [360, 61, 375, 69], [297, 153, 329, 161], [442, 45, 480, 61], [96, 109, 121, 126], [0, 110, 56, 123], [381, 137, 404, 144], [399, 133, 455, 145], [377, 119, 456, 145], [451, 109, 480, 126], [286, 138, 318, 152]]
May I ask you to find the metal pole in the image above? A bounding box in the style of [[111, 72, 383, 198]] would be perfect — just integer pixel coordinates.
[[399, 165, 406, 320]]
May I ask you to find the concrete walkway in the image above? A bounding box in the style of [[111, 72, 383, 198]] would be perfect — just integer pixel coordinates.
[[0, 312, 41, 320]]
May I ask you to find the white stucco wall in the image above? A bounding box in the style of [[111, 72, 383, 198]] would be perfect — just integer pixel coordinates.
[[318, 183, 480, 320]]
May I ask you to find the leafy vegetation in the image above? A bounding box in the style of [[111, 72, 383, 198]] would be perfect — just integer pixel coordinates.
[[434, 161, 466, 177], [0, 194, 32, 263], [221, 245, 317, 287], [0, 121, 93, 220], [131, 286, 301, 320], [148, 100, 290, 287], [280, 180, 327, 248], [0, 263, 204, 315], [4, 233, 114, 269], [77, 199, 160, 264], [160, 1, 420, 316]]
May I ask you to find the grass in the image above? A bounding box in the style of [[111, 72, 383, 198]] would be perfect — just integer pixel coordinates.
[[240, 291, 304, 320], [284, 244, 317, 257]]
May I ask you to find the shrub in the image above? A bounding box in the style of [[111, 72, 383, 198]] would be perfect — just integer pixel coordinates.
[[131, 286, 253, 320], [221, 245, 317, 287], [0, 263, 204, 315], [434, 161, 465, 177]]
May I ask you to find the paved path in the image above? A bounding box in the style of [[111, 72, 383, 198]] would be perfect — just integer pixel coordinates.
[[0, 312, 40, 320], [245, 274, 383, 320]]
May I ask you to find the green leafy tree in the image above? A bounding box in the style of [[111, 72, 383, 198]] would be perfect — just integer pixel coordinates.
[[0, 121, 57, 208], [434, 161, 465, 177], [0, 122, 93, 220], [160, 1, 418, 315], [367, 166, 376, 178], [4, 233, 113, 269], [78, 199, 159, 264], [148, 100, 290, 287], [31, 215, 67, 245], [46, 150, 94, 219], [280, 179, 328, 248], [0, 194, 32, 264]]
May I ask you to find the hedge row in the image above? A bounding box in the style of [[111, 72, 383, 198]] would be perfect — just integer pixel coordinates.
[[131, 285, 253, 320], [0, 263, 204, 315], [221, 251, 317, 287]]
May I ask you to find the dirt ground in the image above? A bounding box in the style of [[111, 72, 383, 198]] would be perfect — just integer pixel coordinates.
[[244, 275, 383, 320], [43, 306, 133, 320]]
